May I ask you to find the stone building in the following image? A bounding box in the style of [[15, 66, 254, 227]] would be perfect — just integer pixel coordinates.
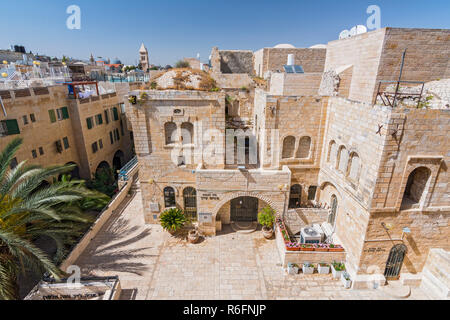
[[0, 82, 134, 180], [139, 43, 150, 72], [126, 27, 449, 287]]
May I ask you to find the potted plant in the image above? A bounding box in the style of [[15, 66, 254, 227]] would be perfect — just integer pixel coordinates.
[[318, 263, 330, 274], [258, 206, 275, 239], [328, 244, 345, 252], [160, 208, 186, 235], [314, 243, 329, 252], [300, 244, 314, 252], [287, 263, 299, 275], [331, 261, 346, 279], [188, 229, 199, 244], [341, 272, 352, 289], [302, 263, 315, 274]]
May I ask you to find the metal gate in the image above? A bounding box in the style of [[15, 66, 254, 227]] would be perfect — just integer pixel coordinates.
[[384, 244, 407, 280], [231, 197, 258, 222]]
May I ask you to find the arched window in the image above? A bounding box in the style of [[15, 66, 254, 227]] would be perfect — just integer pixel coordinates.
[[328, 140, 337, 163], [183, 187, 197, 219], [337, 146, 348, 172], [289, 184, 302, 208], [328, 195, 338, 226], [164, 122, 177, 145], [296, 136, 312, 159], [181, 122, 194, 145], [164, 187, 176, 208], [282, 136, 296, 159], [348, 152, 360, 181], [401, 167, 431, 208]]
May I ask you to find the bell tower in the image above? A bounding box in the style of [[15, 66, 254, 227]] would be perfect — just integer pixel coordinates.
[[139, 43, 149, 72]]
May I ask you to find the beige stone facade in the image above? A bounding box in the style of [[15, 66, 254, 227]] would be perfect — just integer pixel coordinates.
[[0, 83, 134, 180], [128, 27, 449, 286]]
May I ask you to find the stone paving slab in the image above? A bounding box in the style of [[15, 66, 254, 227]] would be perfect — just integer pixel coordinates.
[[74, 189, 433, 300]]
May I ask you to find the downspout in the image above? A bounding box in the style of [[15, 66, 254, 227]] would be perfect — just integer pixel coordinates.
[[0, 96, 6, 117]]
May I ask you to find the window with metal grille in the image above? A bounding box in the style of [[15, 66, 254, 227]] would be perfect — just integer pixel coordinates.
[[23, 115, 29, 125], [32, 149, 37, 158], [55, 140, 63, 153], [308, 186, 317, 201], [112, 107, 119, 121], [30, 113, 36, 122], [86, 117, 94, 129], [104, 110, 110, 124], [39, 147, 44, 155], [183, 187, 197, 219], [164, 187, 176, 208], [289, 184, 302, 208], [95, 114, 103, 125], [0, 119, 20, 136]]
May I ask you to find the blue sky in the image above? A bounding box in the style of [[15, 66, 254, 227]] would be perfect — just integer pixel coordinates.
[[1, 0, 449, 66]]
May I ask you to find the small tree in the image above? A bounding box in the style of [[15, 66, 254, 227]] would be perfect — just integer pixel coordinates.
[[160, 208, 186, 233], [258, 206, 275, 229], [175, 60, 190, 68], [87, 168, 117, 197]]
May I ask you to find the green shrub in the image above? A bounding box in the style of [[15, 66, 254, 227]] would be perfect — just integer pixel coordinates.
[[175, 60, 190, 68], [332, 261, 346, 271], [160, 208, 186, 232], [150, 81, 157, 89], [258, 206, 275, 228]]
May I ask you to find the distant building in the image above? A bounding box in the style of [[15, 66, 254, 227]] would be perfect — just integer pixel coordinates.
[[139, 43, 149, 72]]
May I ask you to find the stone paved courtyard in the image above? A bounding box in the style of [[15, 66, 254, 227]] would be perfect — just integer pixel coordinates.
[[74, 188, 434, 300]]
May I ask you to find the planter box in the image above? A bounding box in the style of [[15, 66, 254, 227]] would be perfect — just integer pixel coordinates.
[[302, 265, 315, 274], [318, 265, 330, 274], [329, 248, 345, 252], [315, 248, 329, 252], [331, 264, 345, 279], [300, 247, 314, 252], [286, 247, 300, 252], [287, 265, 299, 275], [341, 273, 352, 289]]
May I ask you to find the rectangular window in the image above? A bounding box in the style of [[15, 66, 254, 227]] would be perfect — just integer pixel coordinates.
[[56, 108, 63, 121], [32, 149, 37, 158], [95, 114, 103, 125], [63, 137, 70, 149], [92, 142, 98, 153], [10, 157, 18, 169], [39, 147, 44, 155], [104, 110, 110, 124], [120, 120, 124, 136], [0, 119, 21, 135], [30, 113, 36, 122], [99, 139, 103, 149], [112, 107, 119, 121], [48, 109, 56, 123], [61, 106, 70, 119], [110, 131, 114, 144], [86, 117, 93, 129], [23, 115, 28, 125], [55, 140, 63, 153], [308, 186, 318, 201]]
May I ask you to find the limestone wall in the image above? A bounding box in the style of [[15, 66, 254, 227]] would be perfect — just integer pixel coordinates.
[[269, 73, 322, 96], [219, 50, 254, 75], [212, 73, 253, 89]]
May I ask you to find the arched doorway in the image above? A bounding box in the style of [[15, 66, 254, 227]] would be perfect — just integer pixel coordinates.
[[183, 187, 197, 219], [96, 161, 110, 174], [401, 167, 431, 209], [384, 244, 407, 280], [65, 162, 80, 180], [113, 150, 125, 172], [289, 184, 302, 208], [230, 197, 259, 222], [328, 195, 338, 227]]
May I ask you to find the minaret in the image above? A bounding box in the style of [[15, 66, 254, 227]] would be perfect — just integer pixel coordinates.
[[90, 53, 95, 65], [139, 43, 149, 72]]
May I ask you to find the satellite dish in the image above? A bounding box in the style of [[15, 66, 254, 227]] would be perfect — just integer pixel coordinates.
[[350, 25, 367, 36], [339, 30, 350, 39]]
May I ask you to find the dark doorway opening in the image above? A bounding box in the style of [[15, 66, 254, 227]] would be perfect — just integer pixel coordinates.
[[230, 197, 259, 222]]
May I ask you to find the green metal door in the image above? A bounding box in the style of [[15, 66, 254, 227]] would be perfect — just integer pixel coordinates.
[[231, 197, 258, 222]]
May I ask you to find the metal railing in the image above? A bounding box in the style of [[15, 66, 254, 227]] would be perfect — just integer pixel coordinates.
[[118, 156, 138, 181]]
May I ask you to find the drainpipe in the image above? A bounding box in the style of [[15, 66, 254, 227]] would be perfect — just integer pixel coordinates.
[[0, 96, 6, 117]]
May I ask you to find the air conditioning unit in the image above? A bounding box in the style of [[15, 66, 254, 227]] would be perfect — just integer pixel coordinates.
[[301, 226, 323, 244]]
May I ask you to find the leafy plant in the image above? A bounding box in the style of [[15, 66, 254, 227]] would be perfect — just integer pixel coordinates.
[[87, 168, 117, 198], [0, 138, 101, 299], [160, 208, 186, 233], [319, 263, 329, 267], [175, 60, 190, 69], [332, 261, 346, 271], [257, 206, 275, 228], [343, 272, 351, 281], [150, 81, 158, 90], [303, 263, 314, 268]]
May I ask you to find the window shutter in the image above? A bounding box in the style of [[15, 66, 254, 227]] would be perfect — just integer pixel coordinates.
[[62, 107, 69, 119], [86, 117, 93, 129], [48, 109, 56, 123], [5, 119, 20, 135], [113, 107, 119, 121]]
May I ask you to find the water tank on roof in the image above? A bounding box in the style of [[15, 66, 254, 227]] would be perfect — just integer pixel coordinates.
[[287, 54, 295, 66]]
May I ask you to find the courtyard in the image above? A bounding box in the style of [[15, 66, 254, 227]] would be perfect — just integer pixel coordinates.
[[73, 186, 434, 300]]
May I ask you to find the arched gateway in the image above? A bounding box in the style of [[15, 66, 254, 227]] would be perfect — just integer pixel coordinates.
[[230, 197, 259, 222]]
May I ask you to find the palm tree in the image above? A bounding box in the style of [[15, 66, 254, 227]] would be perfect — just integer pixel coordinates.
[[0, 138, 104, 300]]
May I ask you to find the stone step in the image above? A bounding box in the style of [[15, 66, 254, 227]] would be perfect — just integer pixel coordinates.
[[379, 281, 411, 299], [230, 221, 258, 234]]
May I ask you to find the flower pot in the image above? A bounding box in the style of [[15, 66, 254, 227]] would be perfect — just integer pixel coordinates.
[[318, 265, 330, 274], [188, 230, 199, 244], [341, 273, 352, 289], [331, 264, 345, 279], [287, 264, 299, 275], [262, 226, 274, 239], [302, 265, 315, 274]]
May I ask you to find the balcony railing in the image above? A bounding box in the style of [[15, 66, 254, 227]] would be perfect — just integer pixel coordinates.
[[118, 156, 138, 181]]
